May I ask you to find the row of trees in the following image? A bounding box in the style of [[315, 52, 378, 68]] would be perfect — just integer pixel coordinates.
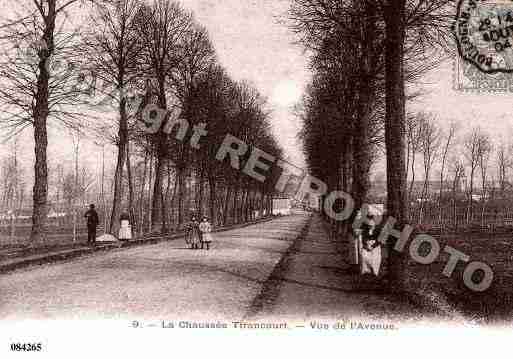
[[0, 0, 282, 240], [0, 140, 25, 220], [405, 112, 513, 230], [288, 0, 453, 287]]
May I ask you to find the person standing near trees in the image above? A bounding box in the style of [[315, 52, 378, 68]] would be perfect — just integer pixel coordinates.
[[118, 211, 132, 241], [84, 204, 99, 245], [359, 222, 382, 276]]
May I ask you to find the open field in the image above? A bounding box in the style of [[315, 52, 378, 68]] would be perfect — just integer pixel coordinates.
[[404, 232, 513, 323]]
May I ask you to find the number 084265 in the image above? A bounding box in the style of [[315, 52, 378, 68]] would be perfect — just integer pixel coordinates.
[[10, 343, 42, 352]]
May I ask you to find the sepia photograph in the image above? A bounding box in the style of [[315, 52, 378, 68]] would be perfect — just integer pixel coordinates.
[[0, 0, 512, 356]]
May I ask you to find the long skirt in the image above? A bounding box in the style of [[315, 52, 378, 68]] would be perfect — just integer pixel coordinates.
[[187, 230, 201, 246], [360, 246, 382, 276], [202, 232, 213, 243], [118, 220, 132, 240]]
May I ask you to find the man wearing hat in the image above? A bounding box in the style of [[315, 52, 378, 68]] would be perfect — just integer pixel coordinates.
[[84, 204, 99, 245]]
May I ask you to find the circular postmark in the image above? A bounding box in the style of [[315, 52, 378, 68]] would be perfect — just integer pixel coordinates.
[[454, 0, 513, 73]]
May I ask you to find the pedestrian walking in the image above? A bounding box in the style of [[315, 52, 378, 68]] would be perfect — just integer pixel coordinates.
[[118, 211, 132, 241], [199, 216, 213, 250], [84, 204, 99, 245], [185, 215, 201, 249]]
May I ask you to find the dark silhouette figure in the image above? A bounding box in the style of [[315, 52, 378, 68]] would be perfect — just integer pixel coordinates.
[[84, 204, 99, 244]]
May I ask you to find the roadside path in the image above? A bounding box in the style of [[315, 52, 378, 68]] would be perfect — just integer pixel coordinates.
[[247, 214, 428, 325]]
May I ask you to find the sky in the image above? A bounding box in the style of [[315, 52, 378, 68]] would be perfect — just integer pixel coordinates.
[[179, 0, 310, 166], [0, 0, 311, 184], [178, 0, 513, 176], [411, 59, 513, 141], [405, 57, 513, 180], [3, 1, 513, 187]]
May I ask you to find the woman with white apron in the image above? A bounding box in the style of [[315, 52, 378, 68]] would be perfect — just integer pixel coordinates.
[[118, 212, 132, 241], [359, 223, 381, 276]]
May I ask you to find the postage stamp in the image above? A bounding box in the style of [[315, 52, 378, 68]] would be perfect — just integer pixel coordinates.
[[454, 0, 513, 73], [453, 55, 513, 91]]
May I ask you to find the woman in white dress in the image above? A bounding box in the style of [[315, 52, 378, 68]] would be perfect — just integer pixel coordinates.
[[118, 212, 132, 241]]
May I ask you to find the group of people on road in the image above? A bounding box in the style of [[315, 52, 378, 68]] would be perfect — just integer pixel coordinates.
[[84, 204, 213, 250], [87, 203, 375, 273], [84, 204, 132, 244], [184, 215, 214, 250]]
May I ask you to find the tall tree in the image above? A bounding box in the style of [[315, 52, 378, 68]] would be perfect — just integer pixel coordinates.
[[418, 112, 440, 223], [135, 0, 192, 232], [382, 0, 408, 287], [497, 143, 511, 196], [85, 0, 143, 234], [169, 24, 215, 227], [438, 122, 456, 228], [464, 127, 490, 224], [0, 0, 92, 241]]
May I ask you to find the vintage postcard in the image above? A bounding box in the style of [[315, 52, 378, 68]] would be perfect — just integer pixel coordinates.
[[0, 0, 511, 357]]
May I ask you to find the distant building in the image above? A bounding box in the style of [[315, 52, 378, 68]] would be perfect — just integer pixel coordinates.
[[273, 197, 291, 215]]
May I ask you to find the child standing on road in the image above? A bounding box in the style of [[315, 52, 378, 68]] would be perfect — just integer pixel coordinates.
[[185, 215, 201, 249], [199, 216, 213, 250]]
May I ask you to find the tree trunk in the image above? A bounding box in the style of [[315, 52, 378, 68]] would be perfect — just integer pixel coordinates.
[[232, 184, 239, 224], [176, 167, 186, 226], [164, 161, 174, 232], [126, 141, 136, 235], [73, 136, 79, 242], [209, 178, 216, 225], [31, 117, 48, 242], [147, 152, 154, 233], [439, 133, 453, 230], [196, 173, 205, 216], [223, 185, 231, 225], [352, 0, 375, 213], [384, 0, 408, 290], [138, 154, 148, 235], [352, 93, 372, 213], [110, 97, 128, 234], [151, 77, 168, 233], [241, 189, 248, 222], [408, 152, 416, 217], [101, 145, 108, 231], [419, 171, 430, 224], [151, 156, 166, 232], [468, 170, 474, 224], [30, 3, 56, 242]]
